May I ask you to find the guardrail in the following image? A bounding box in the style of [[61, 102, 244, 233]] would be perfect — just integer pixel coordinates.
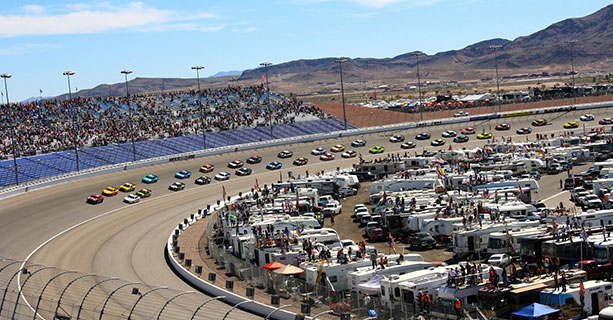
[[2, 100, 612, 200]]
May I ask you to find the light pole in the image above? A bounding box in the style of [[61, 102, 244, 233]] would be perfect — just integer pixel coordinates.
[[489, 45, 502, 113], [335, 58, 348, 130], [191, 66, 206, 149], [566, 40, 578, 106], [121, 70, 137, 162], [2, 73, 18, 185], [63, 71, 80, 171], [412, 52, 425, 121], [260, 62, 273, 139]]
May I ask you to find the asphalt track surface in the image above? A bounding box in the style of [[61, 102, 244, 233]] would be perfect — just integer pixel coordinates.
[[1, 107, 612, 318]]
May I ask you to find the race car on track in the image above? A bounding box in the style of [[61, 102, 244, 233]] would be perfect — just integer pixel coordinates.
[[442, 130, 457, 138], [331, 144, 346, 152], [175, 170, 191, 179], [311, 147, 326, 155], [389, 135, 405, 143], [277, 150, 293, 158], [102, 186, 119, 196], [453, 135, 469, 143], [477, 132, 492, 140], [246, 155, 262, 164], [599, 118, 613, 125], [214, 172, 231, 181], [495, 123, 511, 131], [461, 128, 476, 135], [200, 164, 214, 173], [228, 160, 244, 168], [580, 114, 595, 121], [400, 142, 416, 149], [564, 121, 579, 129], [136, 188, 152, 198], [236, 167, 252, 176], [369, 146, 385, 154], [532, 119, 547, 126], [119, 183, 136, 192], [516, 127, 532, 134], [320, 153, 335, 161], [169, 182, 185, 191], [293, 157, 308, 166], [266, 161, 283, 170], [431, 138, 446, 146], [195, 176, 211, 185], [142, 174, 159, 184], [87, 194, 104, 204], [342, 150, 357, 158], [416, 132, 431, 140], [454, 111, 470, 117], [351, 139, 367, 147], [123, 194, 140, 204]]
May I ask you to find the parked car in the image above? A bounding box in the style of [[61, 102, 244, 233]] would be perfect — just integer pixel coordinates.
[[365, 222, 385, 242], [322, 201, 342, 216], [339, 186, 358, 197], [408, 232, 436, 250], [487, 253, 512, 266]]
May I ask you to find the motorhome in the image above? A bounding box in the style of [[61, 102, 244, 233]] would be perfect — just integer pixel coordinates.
[[347, 260, 434, 292], [453, 220, 541, 258], [484, 201, 538, 220], [370, 177, 442, 194], [420, 217, 464, 241], [541, 236, 592, 264], [487, 227, 547, 255], [540, 280, 613, 318]]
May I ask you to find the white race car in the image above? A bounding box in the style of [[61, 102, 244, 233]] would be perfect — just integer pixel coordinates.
[[580, 114, 595, 121], [123, 194, 140, 204]]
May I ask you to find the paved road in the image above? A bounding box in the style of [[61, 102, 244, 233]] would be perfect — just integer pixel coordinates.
[[0, 107, 611, 318]]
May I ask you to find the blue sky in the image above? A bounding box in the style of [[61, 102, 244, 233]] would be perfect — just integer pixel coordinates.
[[0, 0, 611, 101]]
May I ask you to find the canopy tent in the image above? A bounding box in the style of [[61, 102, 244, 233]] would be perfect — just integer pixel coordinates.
[[356, 275, 387, 294], [263, 261, 285, 270], [273, 265, 304, 275], [511, 303, 560, 320]]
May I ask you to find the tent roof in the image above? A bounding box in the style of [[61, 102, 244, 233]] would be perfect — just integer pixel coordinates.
[[511, 303, 560, 319], [263, 261, 285, 270], [273, 265, 304, 275]]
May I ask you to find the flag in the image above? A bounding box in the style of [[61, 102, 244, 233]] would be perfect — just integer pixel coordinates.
[[374, 92, 377, 100], [222, 186, 227, 200], [388, 233, 397, 254], [261, 74, 266, 82], [572, 169, 575, 184], [255, 178, 259, 191], [518, 185, 524, 197], [296, 191, 300, 211], [580, 279, 586, 296]]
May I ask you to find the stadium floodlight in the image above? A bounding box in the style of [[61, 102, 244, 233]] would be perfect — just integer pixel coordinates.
[[334, 58, 348, 130], [1, 73, 18, 185], [260, 62, 274, 139], [565, 40, 578, 106], [191, 66, 206, 149], [411, 52, 426, 121], [63, 71, 80, 171], [488, 45, 502, 113], [121, 70, 137, 162]]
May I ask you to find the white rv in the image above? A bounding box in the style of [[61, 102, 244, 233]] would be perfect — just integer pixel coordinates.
[[347, 260, 434, 292], [540, 280, 613, 318], [453, 220, 541, 258]]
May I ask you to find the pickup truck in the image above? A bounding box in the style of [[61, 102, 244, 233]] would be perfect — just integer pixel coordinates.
[[365, 222, 385, 242], [322, 201, 342, 217], [576, 260, 613, 280]]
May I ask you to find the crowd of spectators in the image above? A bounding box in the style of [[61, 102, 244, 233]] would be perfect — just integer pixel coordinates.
[[0, 85, 327, 160]]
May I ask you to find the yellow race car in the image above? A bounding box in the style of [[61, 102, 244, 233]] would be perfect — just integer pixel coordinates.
[[564, 121, 579, 129], [102, 186, 119, 196], [330, 144, 346, 152], [477, 132, 492, 140], [119, 183, 136, 192]]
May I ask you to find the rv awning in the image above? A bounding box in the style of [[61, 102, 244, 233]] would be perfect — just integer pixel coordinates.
[[510, 282, 548, 294], [356, 275, 386, 293]]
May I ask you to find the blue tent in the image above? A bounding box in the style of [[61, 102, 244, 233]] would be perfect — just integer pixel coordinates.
[[511, 303, 560, 320]]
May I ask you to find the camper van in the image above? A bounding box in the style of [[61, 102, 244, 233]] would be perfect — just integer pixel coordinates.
[[540, 280, 613, 318], [347, 260, 434, 292], [453, 220, 540, 258]]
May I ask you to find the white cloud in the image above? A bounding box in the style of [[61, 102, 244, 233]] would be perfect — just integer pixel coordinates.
[[0, 2, 218, 37], [0, 43, 62, 55], [295, 0, 441, 8]]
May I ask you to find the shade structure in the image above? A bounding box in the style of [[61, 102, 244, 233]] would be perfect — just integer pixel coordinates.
[[511, 303, 560, 320], [263, 261, 285, 270], [273, 265, 304, 275]]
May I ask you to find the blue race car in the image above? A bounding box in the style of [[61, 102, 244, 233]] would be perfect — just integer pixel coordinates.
[[266, 161, 283, 170], [142, 174, 159, 184], [175, 170, 191, 179]]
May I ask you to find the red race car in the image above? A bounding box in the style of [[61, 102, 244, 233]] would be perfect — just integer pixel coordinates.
[[87, 194, 104, 204], [320, 152, 335, 161]]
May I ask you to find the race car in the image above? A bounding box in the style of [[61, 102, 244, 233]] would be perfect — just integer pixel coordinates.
[[599, 118, 613, 125], [195, 176, 211, 185], [169, 182, 185, 191], [266, 161, 283, 170], [136, 188, 152, 198], [330, 144, 346, 152], [246, 155, 262, 164], [431, 138, 446, 146], [351, 139, 367, 147], [342, 150, 357, 158], [200, 164, 214, 173], [293, 157, 308, 166], [389, 135, 405, 143], [214, 172, 231, 181], [453, 135, 469, 143], [442, 130, 457, 138], [400, 141, 416, 149], [175, 170, 191, 179], [87, 194, 104, 204], [277, 150, 293, 158], [580, 114, 595, 121], [142, 174, 159, 184], [311, 147, 326, 155], [228, 160, 244, 168], [102, 186, 119, 196], [495, 123, 511, 131], [320, 153, 335, 161], [461, 128, 476, 135], [516, 127, 532, 134], [477, 132, 492, 140], [123, 194, 140, 204], [236, 167, 252, 176], [119, 183, 136, 192], [532, 119, 547, 126], [415, 132, 431, 140], [564, 121, 579, 129], [369, 146, 385, 154], [454, 111, 469, 117]]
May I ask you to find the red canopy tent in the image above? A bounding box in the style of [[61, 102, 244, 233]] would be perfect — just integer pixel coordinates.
[[262, 262, 285, 270]]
